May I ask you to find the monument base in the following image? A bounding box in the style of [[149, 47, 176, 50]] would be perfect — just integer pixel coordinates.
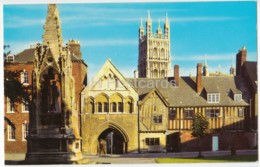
[[24, 151, 83, 164]]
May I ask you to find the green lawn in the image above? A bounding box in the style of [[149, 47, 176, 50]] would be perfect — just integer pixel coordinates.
[[156, 155, 258, 163]]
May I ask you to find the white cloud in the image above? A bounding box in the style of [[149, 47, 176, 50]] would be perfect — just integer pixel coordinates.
[[80, 39, 138, 47], [4, 15, 44, 28], [5, 41, 40, 54], [173, 51, 257, 62], [173, 53, 235, 61], [172, 16, 246, 22]]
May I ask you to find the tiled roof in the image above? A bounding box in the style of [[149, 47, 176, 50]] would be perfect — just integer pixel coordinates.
[[13, 48, 84, 62], [14, 48, 35, 62], [127, 76, 249, 107]]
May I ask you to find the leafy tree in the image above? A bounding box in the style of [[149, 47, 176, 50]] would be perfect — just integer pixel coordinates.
[[191, 113, 209, 157], [4, 45, 11, 59], [4, 45, 31, 107]]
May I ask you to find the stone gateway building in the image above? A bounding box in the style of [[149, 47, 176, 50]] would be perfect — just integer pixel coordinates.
[[81, 60, 139, 154], [4, 4, 257, 163]]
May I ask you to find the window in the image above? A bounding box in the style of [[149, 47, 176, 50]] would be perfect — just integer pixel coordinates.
[[115, 78, 119, 88], [22, 122, 29, 141], [234, 94, 242, 101], [6, 54, 14, 62], [145, 138, 160, 146], [104, 102, 109, 113], [112, 102, 117, 112], [22, 100, 29, 112], [118, 102, 123, 113], [238, 108, 244, 117], [184, 109, 194, 119], [128, 102, 133, 113], [7, 98, 15, 113], [169, 108, 176, 119], [207, 93, 220, 103], [153, 115, 162, 123], [206, 109, 220, 118], [7, 124, 15, 141], [98, 103, 102, 113], [21, 71, 29, 84]]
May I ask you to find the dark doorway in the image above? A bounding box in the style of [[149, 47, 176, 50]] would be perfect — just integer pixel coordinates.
[[167, 132, 181, 152], [98, 128, 126, 154]]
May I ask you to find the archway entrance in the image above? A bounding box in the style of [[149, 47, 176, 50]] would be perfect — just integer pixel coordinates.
[[98, 128, 127, 154]]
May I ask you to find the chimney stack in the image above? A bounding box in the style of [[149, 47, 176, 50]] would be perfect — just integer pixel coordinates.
[[236, 46, 247, 76], [196, 63, 202, 93], [174, 65, 179, 86], [67, 39, 82, 59]]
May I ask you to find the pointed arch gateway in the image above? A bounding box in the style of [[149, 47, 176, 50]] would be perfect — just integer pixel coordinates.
[[89, 122, 129, 155]]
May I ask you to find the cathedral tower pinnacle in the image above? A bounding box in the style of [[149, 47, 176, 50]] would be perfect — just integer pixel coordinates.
[[164, 13, 170, 39], [139, 18, 144, 39], [146, 10, 152, 38]]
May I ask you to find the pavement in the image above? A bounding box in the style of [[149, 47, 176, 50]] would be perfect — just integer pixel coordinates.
[[5, 149, 258, 164]]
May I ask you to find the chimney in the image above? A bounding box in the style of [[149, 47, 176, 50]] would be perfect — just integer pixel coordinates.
[[67, 39, 82, 59], [196, 63, 202, 93], [174, 65, 179, 86], [236, 46, 247, 76]]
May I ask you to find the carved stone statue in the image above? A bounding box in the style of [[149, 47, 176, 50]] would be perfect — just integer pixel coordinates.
[[48, 80, 60, 113]]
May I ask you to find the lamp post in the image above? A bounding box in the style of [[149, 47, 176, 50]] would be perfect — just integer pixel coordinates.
[[111, 131, 114, 156]]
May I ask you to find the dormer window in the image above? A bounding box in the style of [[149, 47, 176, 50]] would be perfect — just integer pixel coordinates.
[[207, 93, 220, 103], [6, 54, 14, 62], [234, 94, 242, 101]]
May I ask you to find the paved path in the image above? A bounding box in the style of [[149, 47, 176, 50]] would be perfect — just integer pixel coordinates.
[[84, 150, 258, 164], [5, 150, 258, 164]]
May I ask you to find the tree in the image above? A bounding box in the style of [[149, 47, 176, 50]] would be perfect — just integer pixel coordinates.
[[4, 45, 31, 106], [191, 113, 209, 157]]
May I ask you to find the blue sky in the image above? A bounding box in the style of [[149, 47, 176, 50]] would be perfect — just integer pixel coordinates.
[[3, 1, 257, 79]]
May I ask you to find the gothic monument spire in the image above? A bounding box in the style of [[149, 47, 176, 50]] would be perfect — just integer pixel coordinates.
[[43, 4, 63, 61]]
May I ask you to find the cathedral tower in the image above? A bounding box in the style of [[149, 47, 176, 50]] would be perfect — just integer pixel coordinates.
[[138, 12, 172, 78]]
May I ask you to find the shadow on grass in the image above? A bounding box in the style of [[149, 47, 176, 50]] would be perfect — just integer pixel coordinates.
[[156, 155, 258, 163]]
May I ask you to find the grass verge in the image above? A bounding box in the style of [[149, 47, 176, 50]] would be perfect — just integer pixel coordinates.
[[156, 155, 258, 163]]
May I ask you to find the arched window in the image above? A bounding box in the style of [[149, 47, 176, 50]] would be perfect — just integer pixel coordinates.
[[154, 69, 158, 78], [104, 102, 109, 113], [112, 102, 117, 112], [161, 70, 165, 77], [110, 93, 123, 113], [161, 48, 165, 60], [95, 93, 109, 113], [86, 100, 94, 114], [128, 102, 133, 113], [118, 102, 123, 113], [98, 102, 102, 113]]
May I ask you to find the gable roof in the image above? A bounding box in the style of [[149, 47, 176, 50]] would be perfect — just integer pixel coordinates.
[[138, 88, 170, 106], [12, 47, 86, 63], [127, 76, 249, 107], [83, 59, 137, 94]]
